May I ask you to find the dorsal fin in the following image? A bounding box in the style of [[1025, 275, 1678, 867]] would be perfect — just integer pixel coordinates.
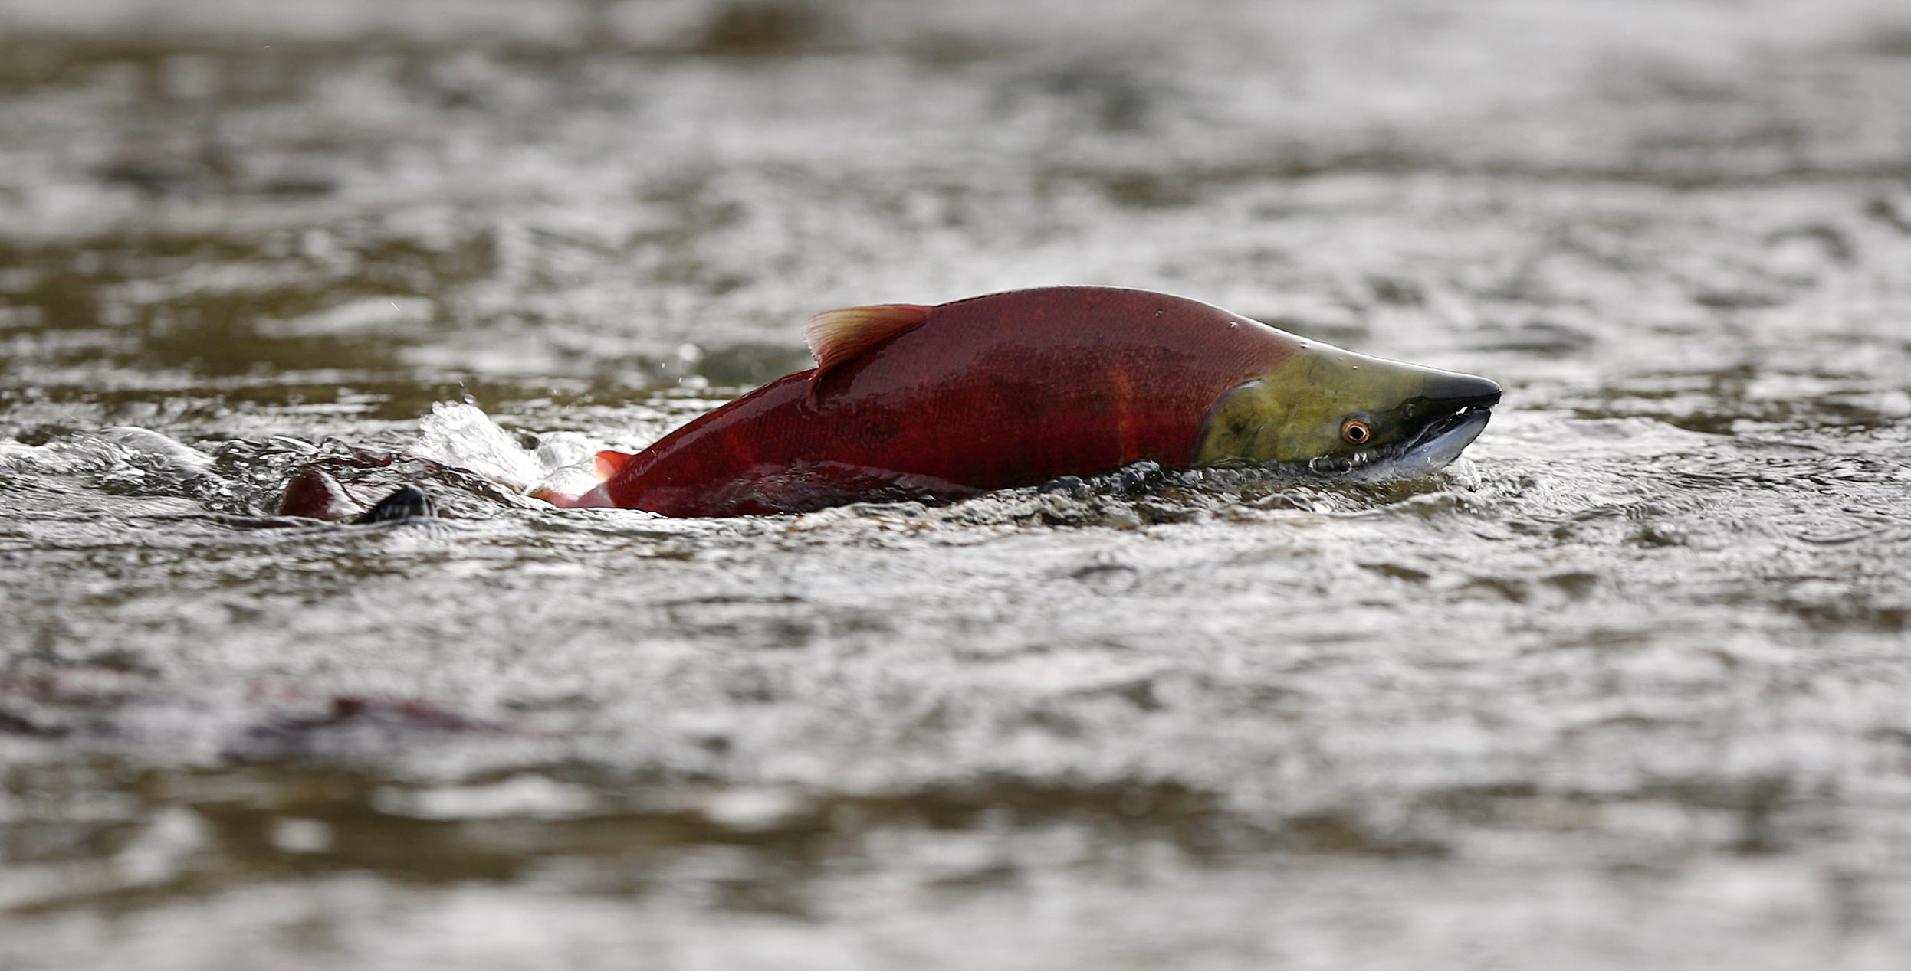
[[594, 449, 636, 481], [803, 303, 931, 391]]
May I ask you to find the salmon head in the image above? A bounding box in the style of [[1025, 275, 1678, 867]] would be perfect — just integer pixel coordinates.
[[1195, 340, 1501, 480]]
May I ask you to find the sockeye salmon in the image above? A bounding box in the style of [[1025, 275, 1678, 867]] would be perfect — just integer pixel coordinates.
[[536, 286, 1501, 518]]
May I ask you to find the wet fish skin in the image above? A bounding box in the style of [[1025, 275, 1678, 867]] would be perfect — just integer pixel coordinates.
[[551, 286, 1500, 517]]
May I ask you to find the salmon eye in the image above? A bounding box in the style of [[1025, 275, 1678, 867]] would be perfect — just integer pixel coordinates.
[[1341, 418, 1372, 445]]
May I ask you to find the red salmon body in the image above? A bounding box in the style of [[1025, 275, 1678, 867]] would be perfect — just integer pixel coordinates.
[[586, 287, 1302, 517]]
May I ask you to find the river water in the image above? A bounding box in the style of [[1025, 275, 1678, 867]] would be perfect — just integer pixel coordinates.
[[4, 1, 1911, 967]]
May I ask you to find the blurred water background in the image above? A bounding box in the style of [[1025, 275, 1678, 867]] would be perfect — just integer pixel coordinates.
[[4, 0, 1911, 967]]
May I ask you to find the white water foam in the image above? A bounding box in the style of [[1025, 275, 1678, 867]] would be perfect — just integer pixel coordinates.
[[0, 427, 212, 475], [409, 401, 603, 499]]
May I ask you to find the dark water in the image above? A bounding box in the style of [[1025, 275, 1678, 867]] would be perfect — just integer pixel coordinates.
[[5, 1, 1911, 967]]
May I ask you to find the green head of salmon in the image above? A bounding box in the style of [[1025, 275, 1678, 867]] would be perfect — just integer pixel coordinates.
[[1195, 340, 1501, 481]]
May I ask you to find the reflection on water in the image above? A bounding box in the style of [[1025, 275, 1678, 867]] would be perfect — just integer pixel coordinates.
[[4, 0, 1911, 968]]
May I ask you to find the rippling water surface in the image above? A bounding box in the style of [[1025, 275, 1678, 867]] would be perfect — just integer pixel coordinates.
[[5, 1, 1911, 967]]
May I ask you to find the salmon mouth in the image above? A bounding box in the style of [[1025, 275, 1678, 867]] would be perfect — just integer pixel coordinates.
[[1406, 401, 1494, 452], [1352, 397, 1496, 481], [1303, 385, 1498, 482]]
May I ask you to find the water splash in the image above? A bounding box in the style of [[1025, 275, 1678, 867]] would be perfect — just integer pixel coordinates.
[[0, 427, 210, 477], [409, 401, 601, 498]]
